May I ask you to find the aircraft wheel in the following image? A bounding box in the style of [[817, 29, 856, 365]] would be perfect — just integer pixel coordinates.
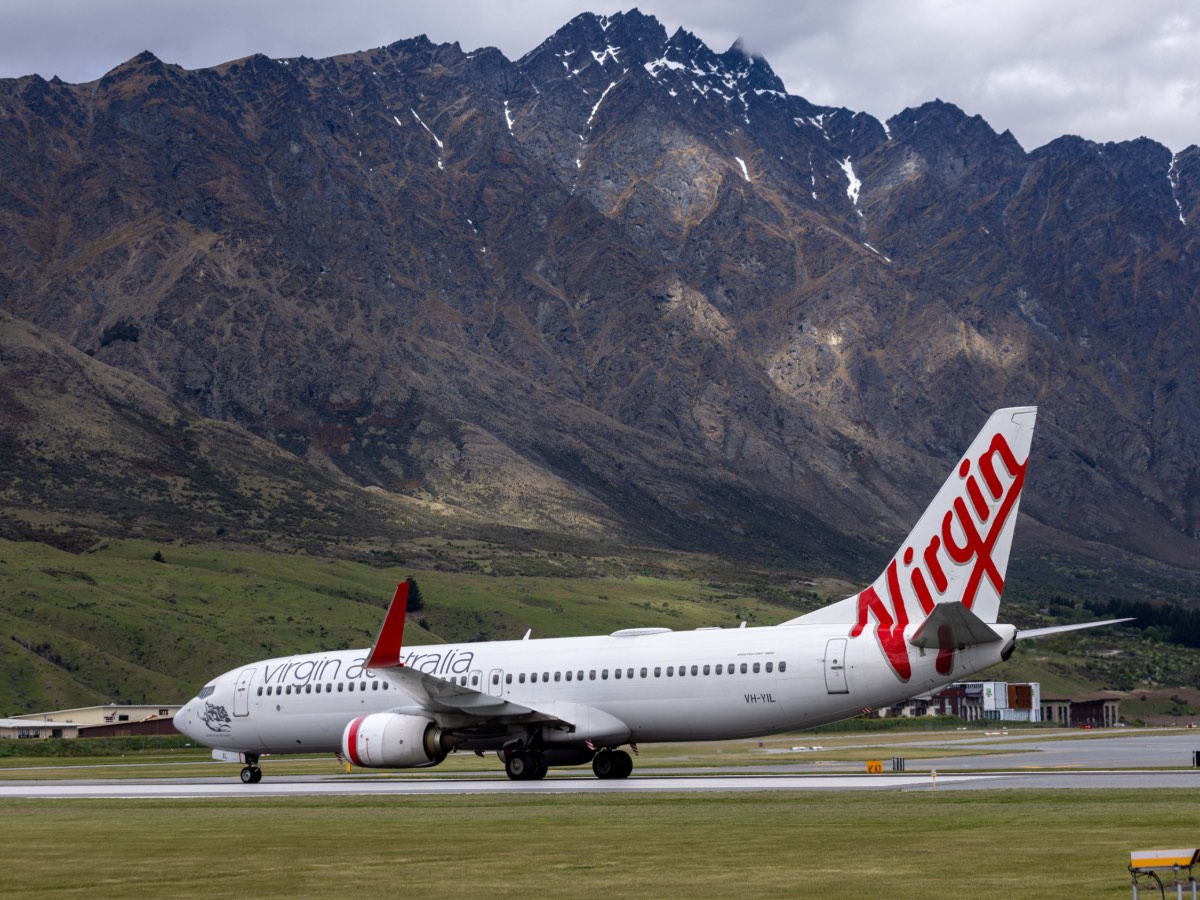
[[505, 751, 533, 780], [240, 766, 261, 784], [531, 752, 549, 780], [592, 750, 614, 779], [609, 749, 633, 779]]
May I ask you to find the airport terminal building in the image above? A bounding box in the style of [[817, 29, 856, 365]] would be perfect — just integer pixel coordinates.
[[1, 705, 181, 740], [871, 681, 1123, 727]]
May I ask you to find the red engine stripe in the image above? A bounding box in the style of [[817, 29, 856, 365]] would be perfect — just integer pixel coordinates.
[[344, 716, 366, 767]]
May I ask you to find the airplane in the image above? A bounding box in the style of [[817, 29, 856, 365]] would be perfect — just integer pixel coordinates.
[[174, 406, 1129, 783]]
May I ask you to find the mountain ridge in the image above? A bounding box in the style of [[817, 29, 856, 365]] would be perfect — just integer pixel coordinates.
[[0, 9, 1196, 584]]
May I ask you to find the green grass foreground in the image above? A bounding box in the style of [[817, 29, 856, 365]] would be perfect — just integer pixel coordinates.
[[3, 791, 1190, 897]]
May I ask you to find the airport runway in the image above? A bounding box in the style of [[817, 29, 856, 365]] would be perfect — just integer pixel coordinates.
[[2, 769, 1198, 799], [3, 730, 1198, 798]]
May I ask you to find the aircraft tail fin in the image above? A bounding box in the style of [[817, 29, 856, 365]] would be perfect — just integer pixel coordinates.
[[784, 406, 1037, 631]]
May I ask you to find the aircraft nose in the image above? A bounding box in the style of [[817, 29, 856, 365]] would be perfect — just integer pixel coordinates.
[[173, 701, 194, 738]]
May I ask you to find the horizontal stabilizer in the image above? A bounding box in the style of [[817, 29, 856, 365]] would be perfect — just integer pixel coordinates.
[[1017, 618, 1133, 640], [910, 601, 1004, 650]]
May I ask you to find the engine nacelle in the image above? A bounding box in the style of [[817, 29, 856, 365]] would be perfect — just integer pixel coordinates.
[[341, 713, 450, 769]]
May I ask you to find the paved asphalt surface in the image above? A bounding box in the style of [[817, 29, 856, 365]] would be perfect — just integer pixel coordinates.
[[3, 729, 1198, 798]]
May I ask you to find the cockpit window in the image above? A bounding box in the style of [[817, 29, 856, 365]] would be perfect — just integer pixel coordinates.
[[198, 685, 216, 699]]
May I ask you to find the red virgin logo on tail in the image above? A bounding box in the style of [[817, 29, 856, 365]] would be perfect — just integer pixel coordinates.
[[850, 431, 1027, 681]]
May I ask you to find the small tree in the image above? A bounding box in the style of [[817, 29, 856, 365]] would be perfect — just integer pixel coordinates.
[[405, 577, 424, 613]]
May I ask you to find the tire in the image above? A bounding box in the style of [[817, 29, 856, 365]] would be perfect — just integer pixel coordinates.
[[506, 751, 531, 780], [531, 752, 548, 780], [249, 767, 263, 784], [592, 751, 614, 779], [240, 766, 255, 784], [609, 750, 633, 779]]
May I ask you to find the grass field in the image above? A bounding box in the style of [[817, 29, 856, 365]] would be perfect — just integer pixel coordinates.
[[3, 790, 1190, 897]]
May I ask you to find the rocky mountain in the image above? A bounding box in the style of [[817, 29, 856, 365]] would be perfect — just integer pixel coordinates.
[[0, 10, 1197, 585]]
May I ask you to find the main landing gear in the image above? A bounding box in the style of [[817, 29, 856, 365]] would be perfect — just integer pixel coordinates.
[[501, 745, 635, 781], [504, 749, 549, 781], [591, 748, 633, 780], [239, 754, 263, 784]]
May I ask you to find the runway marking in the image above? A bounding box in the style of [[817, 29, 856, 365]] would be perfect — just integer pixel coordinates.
[[0, 773, 986, 799]]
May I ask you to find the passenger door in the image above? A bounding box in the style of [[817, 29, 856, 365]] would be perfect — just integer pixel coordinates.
[[824, 639, 849, 693], [233, 667, 256, 716]]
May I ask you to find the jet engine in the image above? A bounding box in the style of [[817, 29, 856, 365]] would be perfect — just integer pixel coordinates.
[[341, 713, 452, 769]]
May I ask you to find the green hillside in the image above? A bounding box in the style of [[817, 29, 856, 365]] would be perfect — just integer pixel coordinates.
[[0, 538, 822, 713], [3, 537, 1197, 718]]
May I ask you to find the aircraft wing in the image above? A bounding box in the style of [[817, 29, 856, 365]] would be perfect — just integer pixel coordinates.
[[364, 583, 570, 724]]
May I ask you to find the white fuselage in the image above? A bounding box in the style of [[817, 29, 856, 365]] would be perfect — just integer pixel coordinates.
[[175, 620, 1015, 756]]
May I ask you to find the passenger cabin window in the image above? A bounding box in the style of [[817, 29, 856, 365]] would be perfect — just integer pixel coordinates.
[[766, 662, 773, 673], [641, 668, 648, 678], [555, 672, 561, 682], [565, 671, 572, 681], [691, 665, 699, 676], [780, 661, 787, 672], [257, 687, 263, 696], [506, 674, 513, 685], [753, 663, 760, 674], [654, 667, 661, 677], [589, 670, 597, 681], [703, 665, 710, 675], [715, 664, 723, 675], [519, 674, 526, 684], [666, 666, 674, 676], [602, 669, 609, 680]]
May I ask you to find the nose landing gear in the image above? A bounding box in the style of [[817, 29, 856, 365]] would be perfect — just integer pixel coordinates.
[[239, 754, 263, 784]]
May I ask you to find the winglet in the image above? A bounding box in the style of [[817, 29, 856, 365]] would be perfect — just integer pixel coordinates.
[[365, 582, 409, 670]]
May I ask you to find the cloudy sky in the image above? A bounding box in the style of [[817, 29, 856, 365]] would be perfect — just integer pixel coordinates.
[[1, 0, 1195, 152]]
